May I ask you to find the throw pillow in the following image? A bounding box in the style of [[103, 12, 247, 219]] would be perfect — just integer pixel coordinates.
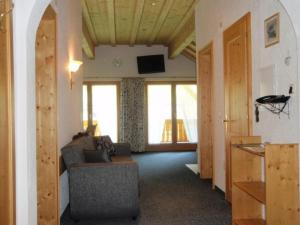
[[96, 135, 116, 156], [84, 149, 111, 163], [72, 132, 88, 141]]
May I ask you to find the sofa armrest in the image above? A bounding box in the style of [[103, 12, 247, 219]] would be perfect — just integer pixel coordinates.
[[69, 162, 139, 219], [113, 143, 132, 156]]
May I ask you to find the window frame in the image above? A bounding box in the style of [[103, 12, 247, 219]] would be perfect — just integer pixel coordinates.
[[145, 81, 197, 151], [83, 81, 120, 141]]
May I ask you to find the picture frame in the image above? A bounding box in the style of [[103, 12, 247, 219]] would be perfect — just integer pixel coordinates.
[[264, 13, 280, 48]]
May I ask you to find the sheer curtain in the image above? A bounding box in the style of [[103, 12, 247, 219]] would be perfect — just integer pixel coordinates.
[[176, 85, 198, 143]]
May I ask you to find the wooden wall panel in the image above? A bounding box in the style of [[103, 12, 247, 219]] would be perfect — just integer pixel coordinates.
[[36, 6, 59, 225], [265, 144, 300, 225], [0, 0, 14, 224], [197, 44, 213, 180]]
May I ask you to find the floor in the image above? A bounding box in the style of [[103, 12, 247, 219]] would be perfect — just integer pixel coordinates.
[[61, 152, 231, 225]]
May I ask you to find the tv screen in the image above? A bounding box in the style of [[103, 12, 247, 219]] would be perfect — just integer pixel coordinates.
[[137, 54, 165, 74]]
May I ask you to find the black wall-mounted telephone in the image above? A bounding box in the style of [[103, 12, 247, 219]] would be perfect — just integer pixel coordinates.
[[255, 95, 290, 122], [256, 95, 290, 104]]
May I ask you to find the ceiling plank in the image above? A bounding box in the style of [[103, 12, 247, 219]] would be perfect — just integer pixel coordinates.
[[130, 0, 145, 46], [107, 0, 116, 46], [166, 0, 198, 44], [81, 0, 97, 44], [82, 19, 95, 59], [115, 0, 136, 44], [147, 0, 175, 45], [155, 0, 194, 44], [168, 15, 195, 58]]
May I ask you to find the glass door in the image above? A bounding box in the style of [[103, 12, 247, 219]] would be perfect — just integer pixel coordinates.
[[147, 84, 172, 144], [146, 82, 198, 148], [82, 83, 119, 142]]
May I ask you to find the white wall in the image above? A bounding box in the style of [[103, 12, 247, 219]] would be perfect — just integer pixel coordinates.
[[83, 45, 196, 79], [13, 0, 82, 224], [195, 0, 299, 191], [54, 0, 83, 214]]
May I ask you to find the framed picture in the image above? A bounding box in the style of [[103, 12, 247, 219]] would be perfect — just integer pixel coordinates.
[[264, 13, 280, 48]]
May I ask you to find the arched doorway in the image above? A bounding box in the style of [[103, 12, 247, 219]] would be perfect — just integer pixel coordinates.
[[15, 0, 300, 225]]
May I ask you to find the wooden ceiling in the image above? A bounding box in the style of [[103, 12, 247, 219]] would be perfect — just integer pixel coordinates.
[[81, 0, 197, 61]]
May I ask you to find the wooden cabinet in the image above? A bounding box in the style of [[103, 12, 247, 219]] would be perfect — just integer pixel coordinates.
[[231, 136, 299, 225]]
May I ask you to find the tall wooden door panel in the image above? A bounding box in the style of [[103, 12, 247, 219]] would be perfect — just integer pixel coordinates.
[[36, 6, 59, 225], [224, 13, 252, 201], [0, 0, 14, 225]]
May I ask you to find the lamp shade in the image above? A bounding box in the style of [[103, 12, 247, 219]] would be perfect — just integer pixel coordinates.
[[69, 60, 83, 73]]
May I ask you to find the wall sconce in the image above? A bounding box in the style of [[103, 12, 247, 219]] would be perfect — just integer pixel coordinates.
[[69, 60, 83, 89]]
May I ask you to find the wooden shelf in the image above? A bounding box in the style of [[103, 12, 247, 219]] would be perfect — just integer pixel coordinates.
[[234, 219, 266, 225], [234, 182, 266, 204]]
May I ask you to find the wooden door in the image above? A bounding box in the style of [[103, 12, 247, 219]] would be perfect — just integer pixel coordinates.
[[0, 1, 15, 225], [36, 6, 59, 225], [198, 43, 214, 182], [224, 13, 252, 201]]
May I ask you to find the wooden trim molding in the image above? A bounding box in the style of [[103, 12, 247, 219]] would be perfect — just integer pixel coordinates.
[[36, 6, 59, 225], [0, 0, 15, 224], [146, 144, 197, 152], [197, 42, 215, 183], [60, 155, 66, 175]]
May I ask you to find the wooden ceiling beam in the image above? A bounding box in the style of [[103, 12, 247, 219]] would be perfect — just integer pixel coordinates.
[[189, 42, 196, 51], [168, 15, 195, 59], [82, 19, 95, 59], [129, 0, 145, 46], [107, 0, 116, 46], [185, 45, 195, 56], [182, 50, 196, 62], [166, 0, 198, 44], [81, 0, 97, 44], [147, 0, 175, 45]]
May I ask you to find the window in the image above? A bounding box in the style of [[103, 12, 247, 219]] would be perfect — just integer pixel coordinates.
[[146, 82, 198, 147], [82, 82, 119, 142]]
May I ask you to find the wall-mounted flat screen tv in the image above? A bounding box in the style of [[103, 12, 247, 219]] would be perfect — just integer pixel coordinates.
[[137, 54, 165, 74]]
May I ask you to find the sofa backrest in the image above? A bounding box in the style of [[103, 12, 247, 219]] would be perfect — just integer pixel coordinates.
[[61, 135, 96, 171]]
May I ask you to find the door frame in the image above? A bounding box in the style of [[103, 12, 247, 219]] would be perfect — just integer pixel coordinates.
[[223, 12, 253, 201], [197, 42, 215, 187], [0, 0, 15, 224]]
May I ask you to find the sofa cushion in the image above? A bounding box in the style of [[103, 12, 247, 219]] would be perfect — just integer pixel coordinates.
[[96, 135, 116, 156], [84, 149, 111, 163], [72, 135, 96, 150], [61, 136, 96, 171], [61, 148, 85, 171]]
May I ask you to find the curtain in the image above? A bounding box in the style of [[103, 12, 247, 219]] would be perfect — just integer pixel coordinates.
[[119, 78, 145, 152], [176, 85, 198, 142]]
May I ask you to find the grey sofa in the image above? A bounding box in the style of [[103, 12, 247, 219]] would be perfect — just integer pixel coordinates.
[[61, 135, 139, 220]]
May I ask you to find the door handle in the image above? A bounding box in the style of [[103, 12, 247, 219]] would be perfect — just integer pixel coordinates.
[[223, 119, 235, 123]]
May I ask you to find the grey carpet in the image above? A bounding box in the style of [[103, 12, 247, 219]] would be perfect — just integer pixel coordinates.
[[61, 152, 231, 225]]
